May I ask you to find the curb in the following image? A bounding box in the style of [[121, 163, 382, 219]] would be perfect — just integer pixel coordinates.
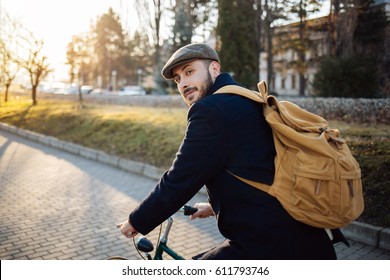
[[0, 122, 166, 181], [342, 222, 390, 251], [1, 121, 389, 251]]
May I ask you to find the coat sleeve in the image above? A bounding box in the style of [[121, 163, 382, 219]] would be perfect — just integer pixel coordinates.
[[129, 101, 230, 234]]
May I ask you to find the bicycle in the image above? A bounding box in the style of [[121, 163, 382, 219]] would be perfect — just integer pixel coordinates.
[[108, 205, 198, 260]]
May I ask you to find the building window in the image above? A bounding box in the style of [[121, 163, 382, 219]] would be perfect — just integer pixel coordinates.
[[281, 77, 285, 89], [292, 74, 296, 89]]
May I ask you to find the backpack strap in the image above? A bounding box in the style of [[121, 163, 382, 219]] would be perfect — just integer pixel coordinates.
[[257, 81, 267, 98], [215, 82, 272, 194], [214, 84, 267, 104], [226, 171, 271, 193]]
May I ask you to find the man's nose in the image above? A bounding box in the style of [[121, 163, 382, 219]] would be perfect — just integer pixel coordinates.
[[178, 78, 188, 91]]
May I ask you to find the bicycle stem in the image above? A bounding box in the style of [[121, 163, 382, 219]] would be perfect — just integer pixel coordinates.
[[160, 217, 173, 243]]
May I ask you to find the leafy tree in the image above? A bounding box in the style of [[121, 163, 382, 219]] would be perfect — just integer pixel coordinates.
[[312, 55, 378, 98], [94, 8, 127, 90], [326, 0, 388, 96], [171, 0, 193, 48], [217, 0, 261, 89], [162, 0, 218, 93], [124, 31, 154, 86], [170, 0, 218, 49], [191, 0, 219, 42], [66, 33, 95, 86], [135, 0, 217, 91], [353, 0, 389, 97], [65, 8, 154, 92]]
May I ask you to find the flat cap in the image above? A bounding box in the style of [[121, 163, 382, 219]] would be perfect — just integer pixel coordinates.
[[161, 43, 219, 80]]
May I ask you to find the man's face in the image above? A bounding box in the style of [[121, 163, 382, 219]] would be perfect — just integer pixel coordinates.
[[172, 60, 218, 106]]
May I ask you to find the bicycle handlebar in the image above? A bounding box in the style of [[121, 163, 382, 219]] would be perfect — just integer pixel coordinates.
[[115, 205, 199, 259], [181, 205, 198, 216], [116, 205, 198, 228]]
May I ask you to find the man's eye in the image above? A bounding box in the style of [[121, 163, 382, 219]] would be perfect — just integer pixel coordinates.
[[174, 77, 180, 84]]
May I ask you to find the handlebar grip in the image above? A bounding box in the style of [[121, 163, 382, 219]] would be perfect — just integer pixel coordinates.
[[183, 205, 198, 216]]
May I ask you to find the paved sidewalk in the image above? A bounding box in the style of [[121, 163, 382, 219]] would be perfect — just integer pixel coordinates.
[[0, 129, 389, 260]]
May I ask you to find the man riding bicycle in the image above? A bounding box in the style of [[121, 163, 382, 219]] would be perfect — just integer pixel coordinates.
[[119, 43, 347, 259]]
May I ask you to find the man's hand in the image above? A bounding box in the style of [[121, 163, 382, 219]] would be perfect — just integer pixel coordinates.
[[190, 202, 215, 220], [119, 220, 138, 238]]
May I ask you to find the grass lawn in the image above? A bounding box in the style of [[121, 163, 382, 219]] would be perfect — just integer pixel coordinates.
[[1, 95, 389, 228]]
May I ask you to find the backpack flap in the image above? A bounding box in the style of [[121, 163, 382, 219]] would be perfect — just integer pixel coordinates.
[[257, 81, 329, 134], [268, 97, 329, 133]]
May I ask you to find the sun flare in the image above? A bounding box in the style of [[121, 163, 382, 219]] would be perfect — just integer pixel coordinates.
[[1, 0, 138, 81]]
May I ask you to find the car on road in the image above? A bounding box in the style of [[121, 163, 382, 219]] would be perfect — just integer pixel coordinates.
[[119, 85, 146, 95], [80, 85, 94, 94], [90, 88, 106, 95]]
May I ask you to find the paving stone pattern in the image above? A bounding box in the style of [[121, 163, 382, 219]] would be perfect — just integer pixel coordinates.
[[0, 130, 389, 260]]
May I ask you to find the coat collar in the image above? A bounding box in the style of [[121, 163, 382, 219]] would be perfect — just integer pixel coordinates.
[[206, 73, 239, 96]]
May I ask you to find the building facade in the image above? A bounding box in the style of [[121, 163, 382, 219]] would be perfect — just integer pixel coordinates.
[[259, 0, 390, 96]]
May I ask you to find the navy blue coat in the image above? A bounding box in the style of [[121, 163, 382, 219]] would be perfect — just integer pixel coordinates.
[[130, 73, 337, 259]]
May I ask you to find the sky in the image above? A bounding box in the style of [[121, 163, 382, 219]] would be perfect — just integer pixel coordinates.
[[1, 0, 331, 83], [1, 0, 138, 82]]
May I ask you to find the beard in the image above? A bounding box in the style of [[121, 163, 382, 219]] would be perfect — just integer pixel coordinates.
[[198, 72, 214, 99], [182, 71, 215, 106]]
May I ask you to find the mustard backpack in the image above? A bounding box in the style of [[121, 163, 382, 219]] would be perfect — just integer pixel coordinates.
[[215, 81, 364, 229]]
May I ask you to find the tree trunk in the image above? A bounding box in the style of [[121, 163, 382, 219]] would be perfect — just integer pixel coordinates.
[[32, 86, 38, 106], [254, 0, 262, 84], [266, 26, 273, 92], [299, 73, 305, 96], [5, 84, 10, 102], [264, 0, 273, 91], [154, 0, 162, 90], [298, 12, 306, 96], [78, 86, 83, 108]]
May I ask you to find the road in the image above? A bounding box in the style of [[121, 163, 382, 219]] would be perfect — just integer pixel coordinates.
[[0, 129, 389, 260]]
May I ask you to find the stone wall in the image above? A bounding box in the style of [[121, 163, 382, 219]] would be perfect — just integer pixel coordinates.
[[39, 93, 390, 125], [283, 97, 390, 125]]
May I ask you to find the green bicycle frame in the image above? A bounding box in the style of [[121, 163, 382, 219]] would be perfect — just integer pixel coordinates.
[[154, 241, 184, 260], [153, 217, 184, 260]]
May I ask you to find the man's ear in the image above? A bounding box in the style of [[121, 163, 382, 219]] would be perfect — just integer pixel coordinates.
[[209, 61, 221, 78]]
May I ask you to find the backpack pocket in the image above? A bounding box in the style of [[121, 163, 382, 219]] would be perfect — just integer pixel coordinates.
[[339, 170, 363, 220], [292, 156, 336, 216]]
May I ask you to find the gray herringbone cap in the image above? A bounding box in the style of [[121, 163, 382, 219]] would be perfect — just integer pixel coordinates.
[[161, 43, 219, 80]]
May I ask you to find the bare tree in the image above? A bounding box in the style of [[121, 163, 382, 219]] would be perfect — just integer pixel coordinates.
[[19, 33, 52, 105], [135, 0, 166, 89], [262, 0, 287, 91], [281, 0, 323, 96], [66, 33, 95, 105], [0, 41, 20, 103], [0, 11, 22, 103]]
